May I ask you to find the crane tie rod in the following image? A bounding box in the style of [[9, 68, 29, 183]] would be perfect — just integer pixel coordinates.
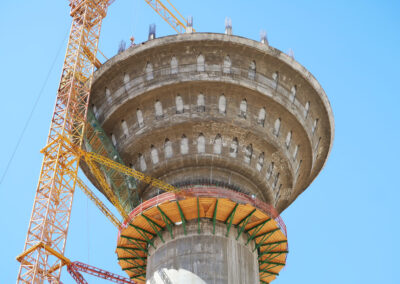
[[44, 134, 180, 204]]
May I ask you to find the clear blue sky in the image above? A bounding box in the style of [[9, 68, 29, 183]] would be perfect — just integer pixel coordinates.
[[1, 0, 399, 283]]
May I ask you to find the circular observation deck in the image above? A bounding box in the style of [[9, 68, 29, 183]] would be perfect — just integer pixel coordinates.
[[88, 32, 334, 213]]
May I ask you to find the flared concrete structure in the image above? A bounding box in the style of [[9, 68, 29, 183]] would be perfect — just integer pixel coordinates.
[[87, 33, 334, 283]]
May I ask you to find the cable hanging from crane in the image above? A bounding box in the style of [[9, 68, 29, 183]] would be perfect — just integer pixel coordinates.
[[0, 30, 68, 188]]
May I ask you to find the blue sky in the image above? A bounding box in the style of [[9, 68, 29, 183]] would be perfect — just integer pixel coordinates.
[[1, 0, 399, 283]]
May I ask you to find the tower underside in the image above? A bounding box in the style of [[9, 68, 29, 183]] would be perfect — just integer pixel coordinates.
[[86, 33, 334, 283]]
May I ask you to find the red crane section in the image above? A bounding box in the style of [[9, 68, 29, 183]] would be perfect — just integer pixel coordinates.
[[67, 261, 136, 284]]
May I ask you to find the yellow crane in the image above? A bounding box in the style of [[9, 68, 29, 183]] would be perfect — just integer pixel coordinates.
[[16, 0, 191, 282], [145, 0, 195, 33]]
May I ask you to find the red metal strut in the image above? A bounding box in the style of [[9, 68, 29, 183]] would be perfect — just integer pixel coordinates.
[[67, 261, 136, 284]]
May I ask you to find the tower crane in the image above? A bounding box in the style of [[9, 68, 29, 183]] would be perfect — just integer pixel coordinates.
[[16, 0, 192, 282]]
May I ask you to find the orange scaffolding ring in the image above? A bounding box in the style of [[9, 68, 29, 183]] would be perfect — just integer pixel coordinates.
[[116, 187, 288, 284]]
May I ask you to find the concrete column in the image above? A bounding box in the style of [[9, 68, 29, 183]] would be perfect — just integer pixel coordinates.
[[146, 220, 260, 284]]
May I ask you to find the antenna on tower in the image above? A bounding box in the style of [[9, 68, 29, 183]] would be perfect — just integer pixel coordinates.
[[225, 17, 232, 35], [148, 24, 156, 40], [260, 30, 268, 45], [287, 48, 295, 59], [118, 40, 126, 54], [186, 16, 193, 33]]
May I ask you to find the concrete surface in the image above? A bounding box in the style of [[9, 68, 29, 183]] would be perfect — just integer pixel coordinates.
[[88, 33, 334, 213], [146, 220, 259, 284]]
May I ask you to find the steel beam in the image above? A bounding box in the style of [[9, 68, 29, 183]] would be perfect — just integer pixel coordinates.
[[157, 205, 174, 239], [212, 199, 219, 234], [176, 200, 187, 235], [236, 209, 256, 240], [224, 203, 238, 237]]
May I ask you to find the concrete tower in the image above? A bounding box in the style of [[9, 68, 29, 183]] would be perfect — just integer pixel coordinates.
[[86, 33, 334, 284]]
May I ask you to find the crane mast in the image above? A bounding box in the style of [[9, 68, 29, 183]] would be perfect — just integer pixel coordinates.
[[17, 1, 110, 282], [17, 0, 192, 283]]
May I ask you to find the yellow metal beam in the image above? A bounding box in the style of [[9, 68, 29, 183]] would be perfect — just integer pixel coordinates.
[[17, 242, 71, 275], [82, 45, 102, 68], [144, 0, 195, 34], [84, 154, 129, 219], [75, 176, 122, 228], [84, 151, 179, 193]]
